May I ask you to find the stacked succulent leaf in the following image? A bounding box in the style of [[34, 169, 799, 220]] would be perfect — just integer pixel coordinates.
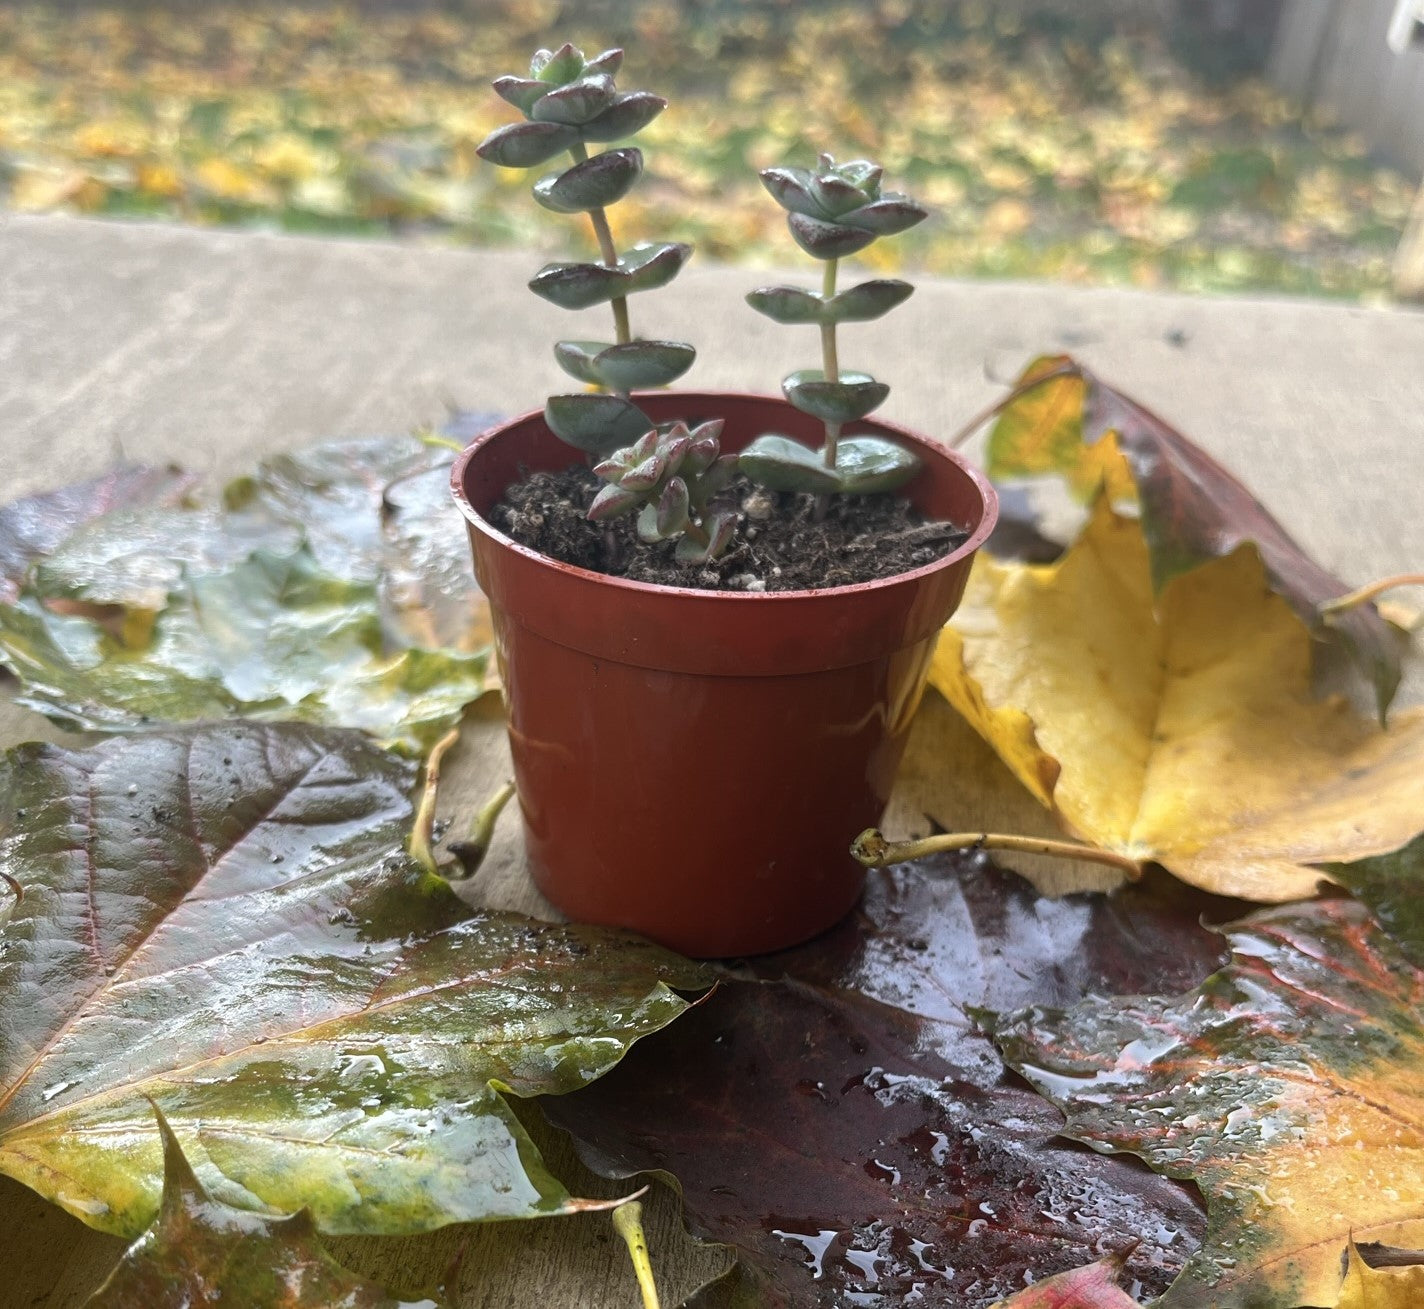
[[588, 420, 738, 565], [476, 44, 694, 458], [740, 154, 930, 495]]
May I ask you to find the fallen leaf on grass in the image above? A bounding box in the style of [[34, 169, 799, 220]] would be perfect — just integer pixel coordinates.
[[0, 723, 711, 1237], [929, 500, 1424, 901], [989, 1249, 1140, 1307], [545, 854, 1223, 1308], [0, 435, 491, 752], [992, 899, 1424, 1309], [986, 356, 1403, 716], [88, 1106, 450, 1307]]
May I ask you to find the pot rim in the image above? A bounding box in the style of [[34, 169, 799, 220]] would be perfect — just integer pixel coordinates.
[[450, 390, 999, 602]]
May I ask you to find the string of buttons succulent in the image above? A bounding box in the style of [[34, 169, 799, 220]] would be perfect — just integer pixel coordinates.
[[740, 156, 929, 506], [477, 43, 932, 565]]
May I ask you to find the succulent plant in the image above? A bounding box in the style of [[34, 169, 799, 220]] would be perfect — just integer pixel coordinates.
[[740, 153, 929, 497], [588, 420, 738, 565], [476, 44, 694, 457]]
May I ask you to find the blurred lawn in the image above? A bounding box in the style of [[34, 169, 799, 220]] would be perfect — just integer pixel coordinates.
[[0, 1, 1414, 298]]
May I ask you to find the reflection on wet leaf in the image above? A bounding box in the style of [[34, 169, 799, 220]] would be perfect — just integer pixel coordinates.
[[545, 855, 1227, 1306], [0, 435, 491, 753]]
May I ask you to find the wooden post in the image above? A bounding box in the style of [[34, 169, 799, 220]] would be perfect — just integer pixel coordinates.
[[1393, 176, 1424, 301]]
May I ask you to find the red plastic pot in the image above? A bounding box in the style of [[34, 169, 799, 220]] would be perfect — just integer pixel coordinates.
[[451, 392, 997, 957]]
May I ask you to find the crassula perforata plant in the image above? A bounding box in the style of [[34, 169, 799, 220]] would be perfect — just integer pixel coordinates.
[[739, 154, 930, 496], [588, 420, 738, 564], [476, 43, 695, 459]]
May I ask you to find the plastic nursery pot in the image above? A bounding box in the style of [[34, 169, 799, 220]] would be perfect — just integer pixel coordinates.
[[451, 392, 997, 958]]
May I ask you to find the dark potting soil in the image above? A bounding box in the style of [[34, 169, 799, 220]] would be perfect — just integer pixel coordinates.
[[490, 464, 969, 592]]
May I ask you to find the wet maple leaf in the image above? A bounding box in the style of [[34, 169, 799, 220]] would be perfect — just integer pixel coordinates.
[[544, 855, 1224, 1307], [88, 1106, 451, 1307], [0, 724, 711, 1237], [993, 899, 1424, 1309], [928, 499, 1424, 901], [0, 436, 491, 752]]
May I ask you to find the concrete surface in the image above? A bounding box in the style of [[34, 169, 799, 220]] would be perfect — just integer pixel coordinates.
[[1, 214, 1422, 1307]]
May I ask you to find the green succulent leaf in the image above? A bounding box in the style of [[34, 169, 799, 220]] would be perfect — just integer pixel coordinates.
[[739, 433, 919, 496], [786, 211, 877, 260], [833, 435, 923, 494], [579, 92, 667, 143], [89, 1106, 452, 1307], [587, 481, 643, 521], [655, 477, 691, 537], [529, 243, 690, 310], [532, 147, 642, 214], [531, 43, 584, 85], [0, 724, 712, 1238], [528, 260, 624, 310], [782, 369, 890, 423], [621, 240, 693, 291], [554, 339, 694, 390], [675, 512, 735, 564], [842, 194, 930, 235], [758, 167, 820, 218], [0, 437, 489, 754], [808, 171, 869, 217], [745, 286, 825, 325], [529, 74, 617, 127], [738, 434, 842, 495], [583, 48, 623, 78], [830, 278, 915, 321], [544, 393, 653, 455], [474, 120, 580, 169], [492, 76, 547, 116]]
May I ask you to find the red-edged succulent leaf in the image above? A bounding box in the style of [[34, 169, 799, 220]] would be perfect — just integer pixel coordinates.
[[993, 898, 1424, 1309], [88, 1107, 451, 1307], [0, 724, 711, 1237], [544, 856, 1227, 1308], [987, 355, 1402, 717]]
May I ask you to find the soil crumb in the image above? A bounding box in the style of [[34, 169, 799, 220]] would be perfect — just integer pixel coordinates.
[[490, 464, 968, 592]]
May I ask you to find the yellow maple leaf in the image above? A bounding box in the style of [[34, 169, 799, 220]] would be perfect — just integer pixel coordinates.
[[928, 500, 1424, 900], [1338, 1242, 1424, 1308]]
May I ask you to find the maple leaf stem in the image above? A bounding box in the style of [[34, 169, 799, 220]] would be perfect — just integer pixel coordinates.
[[612, 1199, 661, 1309], [0, 871, 22, 905], [1319, 572, 1424, 618], [408, 725, 462, 875], [446, 778, 517, 881], [946, 358, 1082, 450], [850, 828, 1144, 880]]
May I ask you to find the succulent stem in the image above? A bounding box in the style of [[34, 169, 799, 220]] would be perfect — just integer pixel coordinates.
[[447, 779, 517, 881], [569, 142, 633, 353], [408, 726, 462, 876], [612, 1200, 662, 1309], [1319, 572, 1424, 619], [820, 256, 841, 469], [850, 828, 1144, 880]]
